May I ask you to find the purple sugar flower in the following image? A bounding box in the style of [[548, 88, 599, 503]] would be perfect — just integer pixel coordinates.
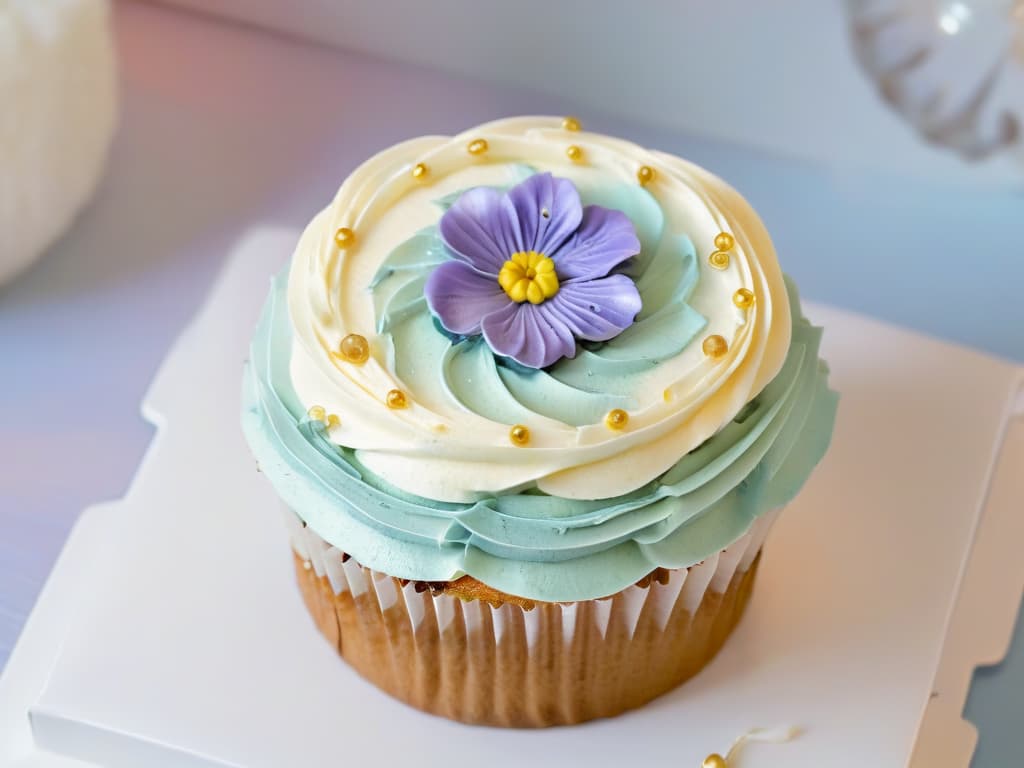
[[424, 173, 642, 369]]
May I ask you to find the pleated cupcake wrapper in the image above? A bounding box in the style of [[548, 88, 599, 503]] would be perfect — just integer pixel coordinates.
[[286, 509, 780, 726]]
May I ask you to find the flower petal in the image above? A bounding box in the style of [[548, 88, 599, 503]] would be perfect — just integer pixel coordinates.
[[551, 205, 641, 281], [544, 275, 642, 341], [439, 186, 520, 275], [425, 261, 511, 336], [503, 172, 582, 256], [481, 302, 577, 369]]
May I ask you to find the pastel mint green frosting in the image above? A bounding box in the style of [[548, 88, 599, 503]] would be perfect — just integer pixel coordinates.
[[241, 262, 837, 601]]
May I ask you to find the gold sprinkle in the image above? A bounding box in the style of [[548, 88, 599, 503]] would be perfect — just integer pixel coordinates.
[[334, 227, 355, 248], [702, 334, 729, 359], [467, 138, 489, 155], [605, 408, 629, 430], [703, 755, 728, 768], [566, 144, 583, 162], [302, 560, 313, 571], [433, 424, 448, 433], [561, 116, 581, 132], [326, 414, 341, 428], [637, 165, 656, 186], [714, 232, 735, 251], [663, 388, 673, 402], [307, 405, 326, 421], [339, 333, 370, 364], [709, 250, 730, 270], [411, 162, 428, 179], [386, 389, 408, 409], [733, 288, 755, 309], [509, 424, 530, 446]]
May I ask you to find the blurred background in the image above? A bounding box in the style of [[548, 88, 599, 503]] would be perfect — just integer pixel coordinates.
[[1, 0, 1022, 764]]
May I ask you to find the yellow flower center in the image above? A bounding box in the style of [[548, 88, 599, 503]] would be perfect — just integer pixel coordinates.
[[497, 250, 560, 305]]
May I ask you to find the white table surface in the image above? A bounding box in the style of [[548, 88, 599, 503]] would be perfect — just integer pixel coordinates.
[[1, 2, 1022, 765]]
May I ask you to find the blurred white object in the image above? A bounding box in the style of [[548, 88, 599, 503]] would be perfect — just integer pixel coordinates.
[[0, 0, 117, 286], [848, 0, 1024, 159]]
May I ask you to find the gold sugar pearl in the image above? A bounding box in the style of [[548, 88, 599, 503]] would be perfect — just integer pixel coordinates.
[[709, 250, 730, 270], [637, 165, 656, 186], [566, 144, 584, 162], [467, 138, 489, 155], [562, 116, 581, 131], [411, 162, 428, 179], [326, 414, 341, 428], [509, 424, 530, 446], [334, 227, 355, 248], [605, 408, 629, 430], [714, 232, 735, 251], [386, 389, 408, 409], [307, 405, 326, 421], [733, 288, 755, 309], [703, 755, 728, 768], [702, 334, 729, 359], [339, 333, 370, 364]]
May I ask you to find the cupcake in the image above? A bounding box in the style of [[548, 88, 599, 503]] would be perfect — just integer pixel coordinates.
[[242, 116, 837, 727]]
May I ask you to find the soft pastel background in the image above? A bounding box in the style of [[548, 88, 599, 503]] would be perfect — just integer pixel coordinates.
[[0, 1, 1021, 765]]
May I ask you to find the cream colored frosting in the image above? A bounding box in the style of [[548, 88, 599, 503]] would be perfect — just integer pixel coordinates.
[[287, 117, 792, 503]]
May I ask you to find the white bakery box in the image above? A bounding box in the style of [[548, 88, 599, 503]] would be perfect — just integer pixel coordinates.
[[0, 229, 1021, 767]]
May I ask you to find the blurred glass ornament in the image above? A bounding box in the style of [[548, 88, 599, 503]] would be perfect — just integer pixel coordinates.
[[847, 0, 1024, 159]]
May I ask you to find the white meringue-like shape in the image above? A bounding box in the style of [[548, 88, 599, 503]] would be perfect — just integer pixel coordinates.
[[0, 0, 117, 285]]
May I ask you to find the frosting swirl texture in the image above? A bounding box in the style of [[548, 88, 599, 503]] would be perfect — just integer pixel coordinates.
[[285, 117, 799, 503]]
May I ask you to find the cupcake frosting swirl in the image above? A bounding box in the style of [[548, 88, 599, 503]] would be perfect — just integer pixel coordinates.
[[242, 117, 838, 601]]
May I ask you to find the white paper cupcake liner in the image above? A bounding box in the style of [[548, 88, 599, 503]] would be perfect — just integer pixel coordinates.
[[286, 508, 780, 726]]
